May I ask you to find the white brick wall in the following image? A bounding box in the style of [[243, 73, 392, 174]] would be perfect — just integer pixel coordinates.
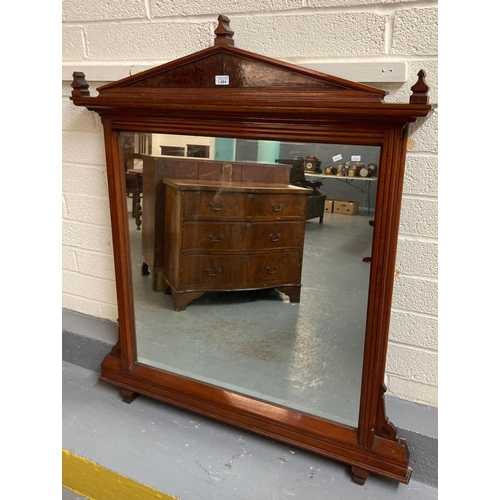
[[62, 1, 438, 408]]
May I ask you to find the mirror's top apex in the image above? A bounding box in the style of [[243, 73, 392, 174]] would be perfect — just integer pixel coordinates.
[[89, 47, 387, 99], [214, 14, 234, 46]]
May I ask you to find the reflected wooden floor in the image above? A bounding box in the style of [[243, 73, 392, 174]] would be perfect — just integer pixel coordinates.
[[129, 208, 373, 428]]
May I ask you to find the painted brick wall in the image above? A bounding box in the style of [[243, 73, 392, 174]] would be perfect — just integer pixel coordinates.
[[62, 1, 438, 408]]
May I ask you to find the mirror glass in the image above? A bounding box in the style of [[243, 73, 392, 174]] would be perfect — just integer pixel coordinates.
[[122, 132, 380, 428]]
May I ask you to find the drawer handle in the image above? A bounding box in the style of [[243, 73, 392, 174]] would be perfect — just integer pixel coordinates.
[[205, 267, 222, 277], [271, 203, 283, 212], [208, 234, 224, 243], [209, 202, 226, 211], [266, 266, 279, 274], [269, 233, 281, 242]]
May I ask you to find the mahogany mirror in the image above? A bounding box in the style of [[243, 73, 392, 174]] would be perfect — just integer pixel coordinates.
[[70, 15, 431, 485]]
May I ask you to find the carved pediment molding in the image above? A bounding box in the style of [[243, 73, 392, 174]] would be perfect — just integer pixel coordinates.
[[93, 15, 386, 101]]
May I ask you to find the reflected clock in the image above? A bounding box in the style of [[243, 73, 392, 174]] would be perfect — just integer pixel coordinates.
[[303, 155, 321, 173], [359, 165, 370, 177]]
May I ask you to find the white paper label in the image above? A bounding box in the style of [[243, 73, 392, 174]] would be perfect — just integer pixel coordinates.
[[332, 154, 343, 162], [351, 155, 361, 162], [215, 75, 230, 85]]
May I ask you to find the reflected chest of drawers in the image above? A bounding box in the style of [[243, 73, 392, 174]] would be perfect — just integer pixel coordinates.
[[141, 156, 292, 291], [163, 179, 311, 311]]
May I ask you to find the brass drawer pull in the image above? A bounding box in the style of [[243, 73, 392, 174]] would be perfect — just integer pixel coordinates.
[[208, 234, 224, 243], [271, 203, 283, 212], [205, 268, 222, 277], [266, 266, 279, 274], [209, 202, 226, 211], [269, 233, 281, 242]]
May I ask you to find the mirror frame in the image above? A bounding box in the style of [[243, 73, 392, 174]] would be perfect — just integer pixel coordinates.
[[70, 15, 432, 485]]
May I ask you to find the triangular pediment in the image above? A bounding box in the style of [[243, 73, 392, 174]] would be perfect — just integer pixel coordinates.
[[70, 14, 434, 113], [97, 45, 386, 101]]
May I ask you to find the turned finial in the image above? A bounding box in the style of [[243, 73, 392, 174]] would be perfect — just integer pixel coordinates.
[[71, 72, 90, 97], [409, 69, 429, 104], [214, 15, 234, 46]]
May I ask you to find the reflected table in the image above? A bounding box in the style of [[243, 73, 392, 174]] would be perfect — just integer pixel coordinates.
[[306, 174, 377, 214], [126, 168, 143, 229]]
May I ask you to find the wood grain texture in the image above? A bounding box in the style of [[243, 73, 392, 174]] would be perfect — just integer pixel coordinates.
[[163, 179, 308, 310]]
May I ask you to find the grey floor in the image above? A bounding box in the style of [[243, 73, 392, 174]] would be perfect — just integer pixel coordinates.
[[62, 488, 87, 500], [131, 211, 372, 428], [62, 361, 438, 500]]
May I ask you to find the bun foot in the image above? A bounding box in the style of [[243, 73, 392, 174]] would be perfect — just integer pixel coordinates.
[[351, 466, 370, 485], [120, 389, 139, 404]]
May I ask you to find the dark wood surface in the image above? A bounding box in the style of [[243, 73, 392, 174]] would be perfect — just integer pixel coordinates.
[[163, 179, 309, 310], [70, 14, 432, 485]]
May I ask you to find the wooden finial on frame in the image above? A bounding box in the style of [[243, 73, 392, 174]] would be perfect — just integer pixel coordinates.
[[71, 72, 90, 97], [409, 69, 429, 104], [214, 15, 234, 46]]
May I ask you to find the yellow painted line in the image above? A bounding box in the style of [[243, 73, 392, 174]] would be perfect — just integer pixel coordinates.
[[62, 449, 179, 500]]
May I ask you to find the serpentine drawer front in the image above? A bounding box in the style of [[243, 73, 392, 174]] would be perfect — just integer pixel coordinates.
[[182, 220, 305, 252], [163, 179, 310, 311], [182, 191, 303, 219], [180, 252, 303, 289]]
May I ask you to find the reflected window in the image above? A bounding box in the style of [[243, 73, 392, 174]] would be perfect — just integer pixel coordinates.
[[187, 144, 210, 158], [160, 145, 185, 156]]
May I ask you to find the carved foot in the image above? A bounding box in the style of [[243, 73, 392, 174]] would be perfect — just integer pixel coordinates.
[[135, 205, 142, 230], [277, 285, 301, 303], [351, 466, 370, 485], [171, 290, 204, 311], [152, 271, 167, 292], [120, 389, 139, 404], [141, 262, 150, 276]]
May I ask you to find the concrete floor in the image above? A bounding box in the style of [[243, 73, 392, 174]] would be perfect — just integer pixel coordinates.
[[62, 360, 438, 500], [130, 212, 372, 428], [62, 488, 87, 499]]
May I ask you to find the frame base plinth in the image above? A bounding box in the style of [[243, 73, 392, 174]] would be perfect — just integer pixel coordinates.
[[100, 352, 412, 486]]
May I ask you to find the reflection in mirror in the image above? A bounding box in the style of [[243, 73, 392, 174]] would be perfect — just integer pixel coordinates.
[[122, 132, 380, 428]]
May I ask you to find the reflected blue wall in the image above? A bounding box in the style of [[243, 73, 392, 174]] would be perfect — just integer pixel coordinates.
[[215, 138, 235, 161], [257, 140, 281, 163]]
